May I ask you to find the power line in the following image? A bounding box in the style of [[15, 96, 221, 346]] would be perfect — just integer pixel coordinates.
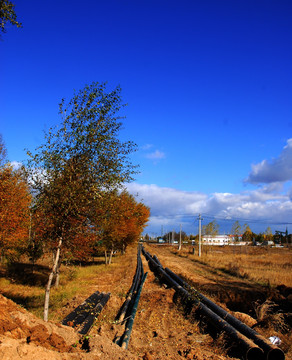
[[150, 212, 292, 225], [200, 213, 292, 225]]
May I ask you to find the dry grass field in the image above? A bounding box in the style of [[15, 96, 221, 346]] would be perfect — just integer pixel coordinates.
[[180, 244, 292, 288], [0, 244, 290, 319], [0, 255, 131, 320]]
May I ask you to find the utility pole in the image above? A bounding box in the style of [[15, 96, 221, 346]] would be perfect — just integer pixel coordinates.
[[198, 214, 203, 257], [178, 224, 182, 251]]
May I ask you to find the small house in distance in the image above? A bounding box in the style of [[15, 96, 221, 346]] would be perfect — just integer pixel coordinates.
[[202, 234, 243, 245]]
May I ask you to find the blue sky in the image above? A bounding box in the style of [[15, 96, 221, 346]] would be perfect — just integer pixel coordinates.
[[1, 0, 292, 235]]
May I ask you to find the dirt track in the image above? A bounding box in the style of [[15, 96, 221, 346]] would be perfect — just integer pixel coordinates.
[[0, 244, 291, 359]]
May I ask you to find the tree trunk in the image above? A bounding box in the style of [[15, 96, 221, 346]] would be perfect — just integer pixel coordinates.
[[105, 250, 108, 265], [54, 259, 61, 288], [108, 248, 114, 265], [44, 237, 62, 322], [121, 244, 125, 255]]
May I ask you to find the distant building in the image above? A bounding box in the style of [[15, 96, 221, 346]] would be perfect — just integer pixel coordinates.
[[202, 235, 230, 245], [202, 234, 243, 245]]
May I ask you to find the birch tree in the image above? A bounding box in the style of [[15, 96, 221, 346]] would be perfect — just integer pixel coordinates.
[[27, 82, 137, 321], [203, 220, 219, 236], [0, 0, 22, 37], [231, 221, 242, 242]]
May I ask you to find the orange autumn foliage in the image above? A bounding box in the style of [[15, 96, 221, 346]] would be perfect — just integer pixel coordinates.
[[0, 166, 31, 261], [94, 190, 150, 255], [33, 204, 96, 262]]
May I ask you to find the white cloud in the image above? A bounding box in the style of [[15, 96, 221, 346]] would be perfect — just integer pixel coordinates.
[[246, 138, 292, 184], [145, 150, 166, 160], [127, 142, 292, 235], [10, 161, 22, 170], [127, 183, 206, 217], [126, 182, 292, 234], [141, 144, 153, 150]]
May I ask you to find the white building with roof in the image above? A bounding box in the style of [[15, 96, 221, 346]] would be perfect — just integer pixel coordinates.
[[202, 234, 242, 245]]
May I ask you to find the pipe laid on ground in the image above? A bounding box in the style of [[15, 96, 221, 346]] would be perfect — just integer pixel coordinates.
[[119, 272, 148, 349], [164, 267, 285, 360], [138, 245, 145, 278], [62, 291, 104, 327], [152, 254, 163, 267], [117, 251, 142, 322], [126, 252, 143, 319], [62, 291, 111, 335], [78, 292, 111, 335]]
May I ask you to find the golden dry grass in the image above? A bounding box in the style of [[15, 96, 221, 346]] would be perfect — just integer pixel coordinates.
[[0, 249, 136, 320], [176, 245, 292, 287]]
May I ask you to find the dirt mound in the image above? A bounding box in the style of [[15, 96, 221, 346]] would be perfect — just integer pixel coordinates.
[[0, 294, 136, 359]]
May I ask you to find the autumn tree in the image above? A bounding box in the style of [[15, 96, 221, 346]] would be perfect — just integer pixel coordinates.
[[242, 224, 254, 243], [203, 220, 219, 235], [26, 210, 44, 269], [144, 234, 150, 242], [0, 137, 31, 262], [93, 190, 149, 264], [0, 0, 22, 37], [27, 82, 138, 321], [253, 227, 274, 245], [0, 134, 7, 166], [116, 192, 149, 253], [231, 220, 242, 241], [264, 226, 273, 242], [32, 203, 93, 266], [255, 233, 265, 244]]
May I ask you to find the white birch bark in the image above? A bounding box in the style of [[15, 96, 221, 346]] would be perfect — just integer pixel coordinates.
[[43, 237, 62, 322]]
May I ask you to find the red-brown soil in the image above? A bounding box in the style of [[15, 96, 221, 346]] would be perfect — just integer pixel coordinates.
[[0, 244, 291, 359]]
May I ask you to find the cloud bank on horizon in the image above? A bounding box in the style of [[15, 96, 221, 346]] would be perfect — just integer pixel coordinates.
[[127, 138, 292, 234]]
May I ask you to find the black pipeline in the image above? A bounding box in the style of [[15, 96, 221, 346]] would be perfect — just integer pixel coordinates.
[[119, 272, 148, 349], [142, 247, 267, 360], [116, 248, 143, 323], [62, 291, 110, 335], [165, 267, 285, 360], [116, 244, 147, 349]]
